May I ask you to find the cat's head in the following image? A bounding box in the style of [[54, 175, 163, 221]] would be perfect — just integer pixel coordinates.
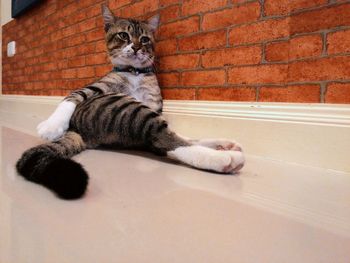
[[101, 5, 159, 68]]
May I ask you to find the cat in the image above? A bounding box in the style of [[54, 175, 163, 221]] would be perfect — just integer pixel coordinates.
[[16, 5, 245, 199], [37, 4, 162, 141]]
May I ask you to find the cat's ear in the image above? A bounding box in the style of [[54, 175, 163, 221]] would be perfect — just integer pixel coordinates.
[[101, 4, 116, 32], [147, 14, 160, 32]]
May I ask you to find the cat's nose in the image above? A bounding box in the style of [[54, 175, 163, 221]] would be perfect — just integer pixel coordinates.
[[131, 46, 139, 54]]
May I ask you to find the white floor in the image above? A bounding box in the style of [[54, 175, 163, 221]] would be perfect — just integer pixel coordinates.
[[1, 116, 350, 262]]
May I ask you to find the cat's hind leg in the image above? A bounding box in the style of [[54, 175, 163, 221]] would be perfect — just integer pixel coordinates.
[[167, 145, 245, 173], [147, 122, 245, 173], [177, 134, 243, 152], [193, 139, 243, 152]]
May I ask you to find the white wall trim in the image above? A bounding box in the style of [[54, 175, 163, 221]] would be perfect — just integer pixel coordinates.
[[1, 94, 349, 172], [0, 94, 63, 104], [164, 100, 350, 127], [2, 95, 350, 127]]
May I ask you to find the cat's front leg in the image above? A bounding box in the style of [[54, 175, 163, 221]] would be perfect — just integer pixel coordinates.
[[37, 101, 76, 141]]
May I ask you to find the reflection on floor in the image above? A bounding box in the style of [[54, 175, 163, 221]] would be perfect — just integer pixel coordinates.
[[1, 126, 350, 263]]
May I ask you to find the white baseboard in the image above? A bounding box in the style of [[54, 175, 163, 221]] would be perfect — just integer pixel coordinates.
[[1, 95, 349, 172]]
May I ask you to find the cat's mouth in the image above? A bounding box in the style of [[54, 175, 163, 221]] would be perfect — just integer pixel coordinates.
[[110, 50, 153, 67], [125, 52, 151, 64]]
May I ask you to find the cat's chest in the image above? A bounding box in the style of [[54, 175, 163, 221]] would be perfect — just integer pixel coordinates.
[[121, 72, 144, 90]]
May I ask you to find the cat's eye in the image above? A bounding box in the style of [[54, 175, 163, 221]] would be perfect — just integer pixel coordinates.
[[140, 36, 150, 44], [118, 32, 129, 41]]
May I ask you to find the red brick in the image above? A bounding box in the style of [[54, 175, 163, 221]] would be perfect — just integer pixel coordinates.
[[288, 56, 350, 82], [85, 4, 101, 17], [39, 56, 50, 64], [85, 29, 104, 42], [160, 5, 180, 24], [229, 18, 289, 45], [66, 78, 95, 90], [57, 60, 68, 69], [42, 62, 56, 72], [95, 64, 112, 77], [77, 67, 95, 78], [287, 35, 323, 60], [161, 88, 196, 100], [259, 85, 320, 103], [95, 40, 107, 52], [3, 0, 350, 103], [62, 25, 78, 38], [61, 47, 76, 58], [109, 0, 132, 10], [77, 0, 100, 9], [228, 64, 288, 84], [290, 3, 350, 35], [61, 2, 79, 17], [116, 0, 158, 18], [182, 70, 225, 86], [96, 16, 104, 29], [265, 34, 323, 62], [42, 41, 57, 54], [74, 43, 96, 56], [198, 87, 256, 101], [325, 83, 350, 103], [46, 89, 70, 96], [78, 17, 97, 32], [50, 30, 64, 42], [202, 45, 261, 68], [156, 39, 178, 57], [158, 16, 200, 40], [86, 53, 108, 65], [327, 29, 350, 55], [157, 73, 180, 87], [70, 10, 88, 25], [63, 34, 86, 48], [62, 68, 77, 79], [264, 0, 327, 16], [178, 30, 226, 51], [182, 0, 227, 16], [232, 0, 253, 3], [202, 2, 261, 31], [43, 3, 57, 17], [68, 56, 86, 67], [160, 0, 179, 8], [34, 47, 44, 56], [159, 54, 200, 70], [51, 71, 63, 80]]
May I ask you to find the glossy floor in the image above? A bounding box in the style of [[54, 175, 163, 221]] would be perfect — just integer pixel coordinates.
[[1, 125, 350, 263]]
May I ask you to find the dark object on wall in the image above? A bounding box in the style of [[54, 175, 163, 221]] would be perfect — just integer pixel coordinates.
[[12, 0, 42, 18]]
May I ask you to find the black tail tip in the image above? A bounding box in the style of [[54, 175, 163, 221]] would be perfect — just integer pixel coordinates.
[[41, 158, 89, 200]]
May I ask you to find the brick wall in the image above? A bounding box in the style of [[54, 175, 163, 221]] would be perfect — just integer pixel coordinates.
[[2, 0, 350, 103]]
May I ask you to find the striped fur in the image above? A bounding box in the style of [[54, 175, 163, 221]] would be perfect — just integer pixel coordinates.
[[69, 94, 189, 153]]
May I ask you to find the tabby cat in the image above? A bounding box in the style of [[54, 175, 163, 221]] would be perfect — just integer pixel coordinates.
[[16, 5, 245, 199]]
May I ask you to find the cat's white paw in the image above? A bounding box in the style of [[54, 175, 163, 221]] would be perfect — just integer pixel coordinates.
[[198, 139, 243, 152], [168, 145, 245, 174], [37, 100, 76, 141], [202, 150, 245, 174], [215, 140, 243, 152], [37, 118, 68, 141], [221, 151, 245, 174]]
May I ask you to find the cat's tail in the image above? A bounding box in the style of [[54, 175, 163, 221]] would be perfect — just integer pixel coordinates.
[[16, 131, 88, 199]]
